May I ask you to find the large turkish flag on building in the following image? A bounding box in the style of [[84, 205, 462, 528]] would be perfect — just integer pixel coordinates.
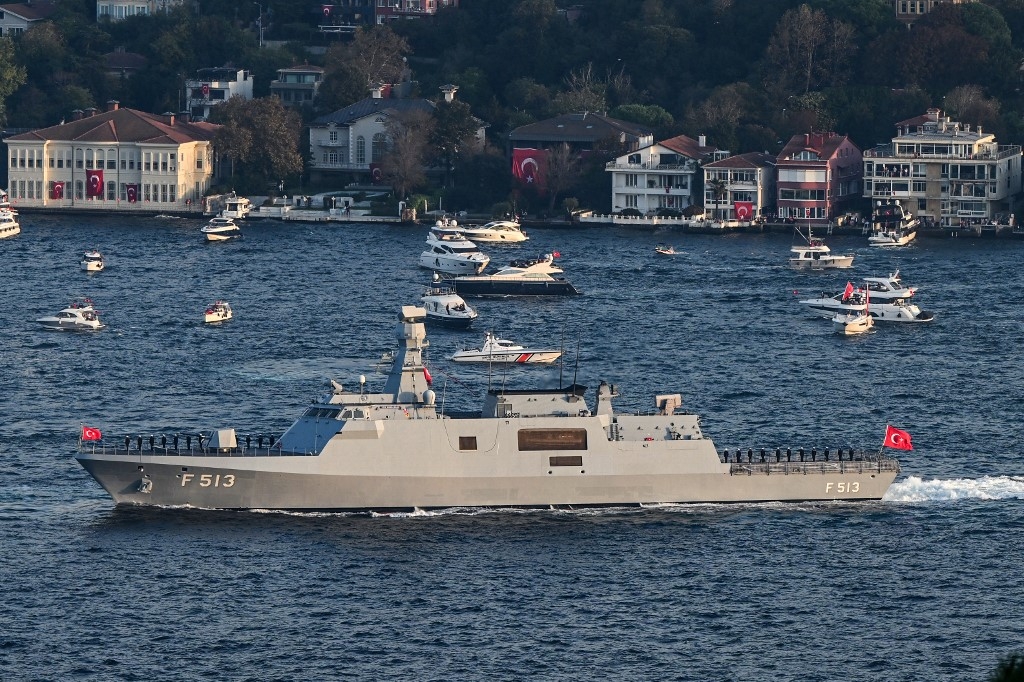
[[86, 169, 104, 198], [50, 182, 65, 200], [512, 148, 548, 191], [126, 184, 139, 203]]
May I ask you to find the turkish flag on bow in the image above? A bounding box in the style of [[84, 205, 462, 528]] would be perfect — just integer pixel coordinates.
[[734, 201, 754, 220], [86, 169, 104, 197], [512, 148, 548, 191], [126, 184, 139, 203], [50, 182, 64, 200], [81, 426, 102, 441], [884, 425, 913, 451]]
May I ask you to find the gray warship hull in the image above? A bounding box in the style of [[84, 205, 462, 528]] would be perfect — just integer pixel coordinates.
[[75, 306, 900, 511]]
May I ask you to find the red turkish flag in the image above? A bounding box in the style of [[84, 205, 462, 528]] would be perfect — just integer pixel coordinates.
[[734, 201, 754, 221], [86, 169, 104, 197], [51, 182, 64, 200], [512, 148, 548, 191], [369, 163, 383, 184], [201, 83, 210, 97], [884, 425, 913, 451], [126, 184, 139, 203], [81, 426, 102, 441], [841, 282, 854, 301], [423, 367, 432, 384], [322, 4, 332, 17]]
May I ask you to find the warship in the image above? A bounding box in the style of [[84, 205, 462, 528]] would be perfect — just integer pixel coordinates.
[[76, 306, 901, 510]]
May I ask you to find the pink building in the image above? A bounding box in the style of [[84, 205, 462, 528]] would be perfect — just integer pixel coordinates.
[[776, 132, 862, 223]]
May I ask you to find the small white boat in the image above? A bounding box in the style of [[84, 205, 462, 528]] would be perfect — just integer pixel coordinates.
[[457, 219, 529, 243], [37, 300, 105, 331], [654, 244, 676, 255], [833, 310, 874, 335], [863, 271, 917, 302], [204, 301, 233, 323], [450, 331, 562, 364], [418, 227, 490, 275], [0, 207, 19, 239], [868, 202, 918, 247], [81, 250, 105, 272], [421, 279, 478, 328], [221, 194, 252, 220], [201, 217, 242, 242], [789, 228, 854, 270]]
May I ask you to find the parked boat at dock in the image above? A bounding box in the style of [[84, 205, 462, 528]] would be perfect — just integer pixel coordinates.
[[868, 201, 918, 247]]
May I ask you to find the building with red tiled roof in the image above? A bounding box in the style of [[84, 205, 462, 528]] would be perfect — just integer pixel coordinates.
[[703, 152, 776, 220], [0, 0, 57, 37], [5, 102, 220, 212], [776, 132, 861, 224], [605, 134, 717, 214]]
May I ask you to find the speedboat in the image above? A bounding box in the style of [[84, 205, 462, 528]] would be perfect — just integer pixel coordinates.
[[81, 250, 105, 272], [421, 279, 478, 328], [418, 227, 490, 275], [789, 228, 854, 269], [868, 202, 918, 247], [204, 301, 233, 323], [0, 199, 19, 239], [655, 244, 676, 255], [458, 219, 529, 243], [453, 254, 581, 297], [863, 271, 917, 302], [37, 300, 105, 331], [450, 331, 562, 364], [800, 289, 934, 323], [201, 217, 242, 242], [833, 310, 873, 335]]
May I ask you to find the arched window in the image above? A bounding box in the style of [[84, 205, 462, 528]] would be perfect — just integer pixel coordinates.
[[372, 133, 387, 162], [355, 136, 366, 165], [107, 149, 116, 169]]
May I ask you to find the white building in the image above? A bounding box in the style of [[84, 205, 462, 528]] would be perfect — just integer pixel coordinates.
[[863, 108, 1022, 226], [606, 134, 717, 214], [308, 84, 484, 185], [5, 102, 219, 212], [702, 152, 776, 220], [96, 0, 183, 21], [0, 1, 57, 37], [185, 67, 254, 122], [270, 65, 325, 109]]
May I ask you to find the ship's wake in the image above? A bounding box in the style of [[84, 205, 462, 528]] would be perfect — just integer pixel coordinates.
[[884, 475, 1024, 503]]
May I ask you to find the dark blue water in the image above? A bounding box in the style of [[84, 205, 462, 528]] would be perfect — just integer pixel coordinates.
[[3, 215, 1023, 681]]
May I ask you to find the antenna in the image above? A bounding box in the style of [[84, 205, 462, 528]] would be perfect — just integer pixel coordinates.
[[558, 326, 566, 389], [571, 335, 581, 389]]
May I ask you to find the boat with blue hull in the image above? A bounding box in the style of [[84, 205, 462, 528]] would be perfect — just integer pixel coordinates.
[[75, 306, 900, 511], [453, 254, 580, 297]]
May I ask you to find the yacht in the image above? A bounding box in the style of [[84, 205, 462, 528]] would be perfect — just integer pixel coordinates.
[[421, 279, 478, 328], [863, 271, 917, 302], [81, 250, 105, 272], [221, 194, 252, 220], [868, 202, 918, 247], [458, 219, 529, 243], [201, 217, 242, 242], [789, 228, 854, 270], [450, 331, 562, 364], [0, 191, 20, 239], [37, 300, 105, 331], [453, 254, 581, 297], [655, 244, 676, 255], [418, 227, 490, 275], [74, 306, 901, 510], [204, 301, 233, 324], [800, 288, 934, 323]]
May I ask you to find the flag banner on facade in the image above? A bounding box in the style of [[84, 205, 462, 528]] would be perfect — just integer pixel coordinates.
[[86, 170, 104, 198], [512, 148, 548, 191], [81, 426, 102, 441], [884, 425, 913, 451], [126, 184, 139, 203], [734, 201, 754, 220], [201, 83, 210, 97], [322, 4, 333, 17], [369, 163, 383, 184], [50, 182, 64, 200]]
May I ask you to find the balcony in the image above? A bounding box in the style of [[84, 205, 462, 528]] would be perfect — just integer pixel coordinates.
[[864, 144, 1021, 162]]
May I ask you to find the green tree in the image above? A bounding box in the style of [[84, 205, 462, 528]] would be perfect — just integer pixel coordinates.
[[211, 96, 303, 190], [430, 98, 479, 188], [320, 25, 411, 111], [0, 37, 27, 126], [544, 142, 581, 212], [380, 108, 433, 200]]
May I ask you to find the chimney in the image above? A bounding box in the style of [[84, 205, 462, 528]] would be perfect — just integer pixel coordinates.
[[440, 84, 458, 103], [72, 109, 84, 121], [698, 134, 706, 148], [805, 133, 810, 145], [106, 100, 120, 112], [163, 111, 175, 126], [927, 108, 941, 122], [977, 125, 983, 135], [179, 110, 191, 123], [370, 83, 384, 99], [84, 107, 97, 117]]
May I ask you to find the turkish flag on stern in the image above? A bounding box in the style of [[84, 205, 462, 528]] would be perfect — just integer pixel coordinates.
[[86, 169, 104, 198], [884, 425, 913, 451], [81, 426, 102, 441]]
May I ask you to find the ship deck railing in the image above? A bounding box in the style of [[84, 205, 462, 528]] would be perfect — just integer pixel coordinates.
[[728, 457, 901, 476], [78, 442, 314, 457]]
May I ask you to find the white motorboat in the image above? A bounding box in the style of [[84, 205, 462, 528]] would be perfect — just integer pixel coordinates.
[[37, 300, 105, 331], [421, 280, 478, 328], [800, 287, 934, 323], [789, 228, 854, 270], [221, 194, 252, 220], [655, 244, 676, 255], [458, 219, 529, 243], [833, 310, 874, 335], [201, 217, 242, 242], [0, 190, 20, 239], [863, 271, 917, 302], [81, 250, 105, 272], [453, 253, 580, 297], [450, 331, 562, 364], [418, 227, 490, 275], [204, 301, 233, 323], [868, 202, 918, 247]]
